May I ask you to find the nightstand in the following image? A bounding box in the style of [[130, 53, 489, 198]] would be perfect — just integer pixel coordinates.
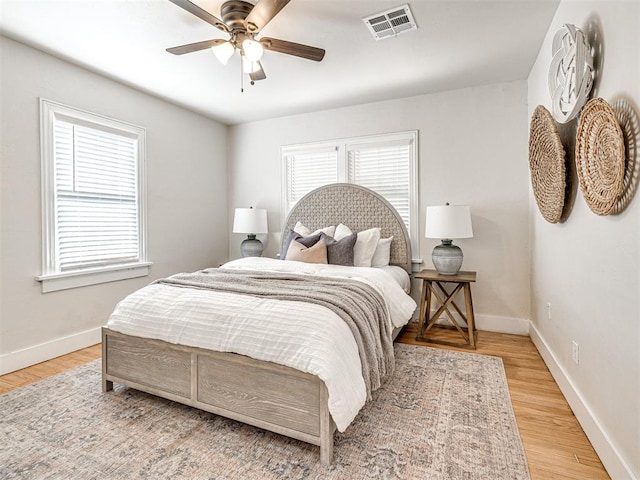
[[415, 269, 477, 349]]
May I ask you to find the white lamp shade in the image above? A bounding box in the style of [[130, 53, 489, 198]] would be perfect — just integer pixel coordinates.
[[425, 205, 473, 239], [242, 39, 264, 62], [212, 41, 235, 65], [233, 208, 268, 234]]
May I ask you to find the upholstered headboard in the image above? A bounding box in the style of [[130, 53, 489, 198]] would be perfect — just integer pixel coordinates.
[[282, 183, 412, 273]]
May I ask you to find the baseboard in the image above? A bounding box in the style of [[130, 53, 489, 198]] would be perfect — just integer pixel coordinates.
[[0, 327, 102, 375], [529, 322, 638, 480], [475, 314, 529, 335], [411, 310, 530, 336]]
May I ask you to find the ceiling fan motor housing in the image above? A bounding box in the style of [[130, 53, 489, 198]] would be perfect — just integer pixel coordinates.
[[221, 0, 255, 31]]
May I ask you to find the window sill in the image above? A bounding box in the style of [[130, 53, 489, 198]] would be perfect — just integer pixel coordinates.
[[411, 258, 424, 272], [36, 262, 152, 293]]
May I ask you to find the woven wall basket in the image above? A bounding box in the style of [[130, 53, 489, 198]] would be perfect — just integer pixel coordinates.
[[529, 105, 566, 223], [575, 98, 626, 215]]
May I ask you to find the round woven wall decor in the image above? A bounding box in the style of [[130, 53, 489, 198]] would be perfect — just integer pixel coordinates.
[[548, 24, 594, 124], [575, 98, 625, 215], [529, 105, 566, 223]]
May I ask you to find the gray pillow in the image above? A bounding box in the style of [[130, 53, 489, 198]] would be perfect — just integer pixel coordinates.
[[321, 232, 357, 266]]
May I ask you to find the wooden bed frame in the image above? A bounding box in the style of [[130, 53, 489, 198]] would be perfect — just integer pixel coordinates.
[[102, 183, 412, 465]]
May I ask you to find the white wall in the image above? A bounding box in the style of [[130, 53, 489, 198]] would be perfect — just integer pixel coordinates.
[[228, 81, 531, 334], [3, 5, 636, 475], [0, 36, 229, 373], [527, 2, 639, 479]]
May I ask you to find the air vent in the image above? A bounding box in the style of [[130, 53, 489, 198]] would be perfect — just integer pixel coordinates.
[[363, 4, 417, 41]]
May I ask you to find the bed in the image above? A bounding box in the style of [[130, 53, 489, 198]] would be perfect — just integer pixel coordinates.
[[101, 183, 416, 465]]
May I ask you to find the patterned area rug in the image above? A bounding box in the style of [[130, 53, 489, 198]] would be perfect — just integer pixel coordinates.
[[1, 344, 529, 479]]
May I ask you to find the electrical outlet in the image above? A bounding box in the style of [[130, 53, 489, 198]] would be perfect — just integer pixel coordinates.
[[547, 302, 551, 320], [572, 341, 579, 365]]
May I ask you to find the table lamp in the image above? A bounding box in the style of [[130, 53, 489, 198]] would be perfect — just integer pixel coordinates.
[[233, 207, 268, 257], [425, 203, 473, 275]]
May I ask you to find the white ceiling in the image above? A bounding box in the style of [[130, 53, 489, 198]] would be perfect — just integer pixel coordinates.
[[0, 0, 559, 125]]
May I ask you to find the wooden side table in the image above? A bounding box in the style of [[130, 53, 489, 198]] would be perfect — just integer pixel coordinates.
[[415, 269, 477, 349]]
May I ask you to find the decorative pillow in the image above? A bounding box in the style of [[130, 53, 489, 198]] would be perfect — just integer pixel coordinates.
[[293, 221, 336, 238], [297, 232, 323, 247], [280, 229, 323, 259], [354, 228, 381, 267], [333, 223, 380, 267], [280, 229, 297, 259], [333, 223, 352, 241], [371, 236, 394, 268], [334, 224, 381, 267], [322, 232, 357, 266], [285, 238, 328, 264]]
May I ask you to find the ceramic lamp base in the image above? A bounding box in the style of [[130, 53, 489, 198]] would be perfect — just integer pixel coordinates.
[[432, 239, 463, 275], [240, 234, 264, 257]]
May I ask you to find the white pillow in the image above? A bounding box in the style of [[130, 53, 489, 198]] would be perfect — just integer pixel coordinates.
[[335, 224, 381, 267], [294, 221, 335, 238], [355, 228, 381, 267], [371, 236, 393, 267], [334, 223, 352, 241]]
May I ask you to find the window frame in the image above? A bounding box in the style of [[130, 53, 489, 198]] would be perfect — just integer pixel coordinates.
[[37, 98, 150, 293], [281, 130, 420, 262]]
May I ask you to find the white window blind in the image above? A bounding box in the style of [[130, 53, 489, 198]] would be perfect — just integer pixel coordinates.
[[54, 121, 139, 271], [39, 99, 149, 292], [347, 141, 411, 229], [284, 146, 339, 211]]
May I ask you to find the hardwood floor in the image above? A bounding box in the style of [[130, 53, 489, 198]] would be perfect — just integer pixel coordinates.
[[1, 329, 610, 479], [0, 344, 102, 395]]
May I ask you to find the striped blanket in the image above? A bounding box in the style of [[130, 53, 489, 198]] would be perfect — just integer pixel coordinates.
[[157, 269, 394, 398]]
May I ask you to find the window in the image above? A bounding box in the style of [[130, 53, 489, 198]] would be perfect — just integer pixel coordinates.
[[38, 99, 150, 292], [281, 131, 419, 260], [347, 139, 412, 230], [283, 144, 339, 213]]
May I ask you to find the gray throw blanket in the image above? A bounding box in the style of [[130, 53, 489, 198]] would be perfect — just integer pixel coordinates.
[[155, 269, 395, 399]]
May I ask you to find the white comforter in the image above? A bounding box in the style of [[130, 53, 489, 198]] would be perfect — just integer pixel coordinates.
[[106, 257, 417, 431]]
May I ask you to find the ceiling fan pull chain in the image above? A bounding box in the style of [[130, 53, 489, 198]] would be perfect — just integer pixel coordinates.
[[240, 57, 244, 93]]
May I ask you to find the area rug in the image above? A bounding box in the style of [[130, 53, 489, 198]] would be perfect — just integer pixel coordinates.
[[0, 344, 529, 479]]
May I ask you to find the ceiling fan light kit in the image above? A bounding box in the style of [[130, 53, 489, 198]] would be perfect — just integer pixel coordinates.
[[242, 39, 264, 61], [167, 0, 325, 90], [212, 41, 235, 64]]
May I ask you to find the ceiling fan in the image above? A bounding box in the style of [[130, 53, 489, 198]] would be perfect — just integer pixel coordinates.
[[166, 0, 325, 86]]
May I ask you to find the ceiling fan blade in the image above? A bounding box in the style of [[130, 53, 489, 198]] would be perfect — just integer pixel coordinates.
[[244, 0, 290, 32], [249, 62, 267, 81], [167, 0, 229, 32], [260, 37, 325, 62], [166, 39, 227, 55]]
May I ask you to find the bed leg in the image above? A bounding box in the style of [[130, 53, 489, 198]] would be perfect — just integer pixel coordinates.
[[319, 384, 334, 465], [320, 438, 333, 466]]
